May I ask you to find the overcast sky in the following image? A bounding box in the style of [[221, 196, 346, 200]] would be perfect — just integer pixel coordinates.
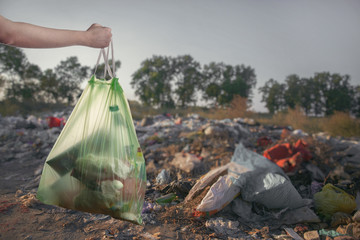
[[1, 0, 360, 112]]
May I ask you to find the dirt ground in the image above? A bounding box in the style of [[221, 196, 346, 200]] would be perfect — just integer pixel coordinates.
[[0, 154, 211, 240], [0, 132, 235, 240], [0, 131, 277, 240]]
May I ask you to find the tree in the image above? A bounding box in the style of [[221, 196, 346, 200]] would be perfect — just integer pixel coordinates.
[[0, 75, 4, 89], [0, 45, 92, 114], [352, 85, 360, 117], [0, 45, 42, 105], [54, 56, 90, 104], [39, 69, 59, 103], [202, 62, 224, 105], [298, 77, 315, 115], [259, 79, 286, 114], [92, 60, 121, 79], [0, 45, 28, 77], [233, 64, 257, 99], [131, 55, 174, 108], [284, 74, 302, 109], [202, 62, 256, 106], [172, 55, 202, 108], [204, 82, 222, 105], [311, 72, 354, 116], [308, 73, 327, 116]]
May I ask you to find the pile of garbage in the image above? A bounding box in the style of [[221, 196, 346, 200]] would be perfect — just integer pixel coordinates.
[[135, 113, 360, 239], [1, 111, 360, 239]]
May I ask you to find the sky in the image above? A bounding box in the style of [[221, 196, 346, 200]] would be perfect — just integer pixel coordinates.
[[1, 0, 360, 112]]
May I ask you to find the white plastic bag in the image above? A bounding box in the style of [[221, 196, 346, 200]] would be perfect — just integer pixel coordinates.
[[229, 143, 306, 209], [195, 175, 240, 216]]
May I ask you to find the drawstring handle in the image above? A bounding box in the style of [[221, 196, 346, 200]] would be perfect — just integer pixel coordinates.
[[93, 39, 116, 79]]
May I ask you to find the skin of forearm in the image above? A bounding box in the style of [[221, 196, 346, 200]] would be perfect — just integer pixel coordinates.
[[6, 21, 88, 48]]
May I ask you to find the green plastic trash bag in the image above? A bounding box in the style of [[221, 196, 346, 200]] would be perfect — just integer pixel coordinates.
[[314, 183, 356, 220], [37, 44, 146, 225]]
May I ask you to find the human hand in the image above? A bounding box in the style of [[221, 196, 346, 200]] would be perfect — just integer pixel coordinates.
[[85, 23, 112, 48]]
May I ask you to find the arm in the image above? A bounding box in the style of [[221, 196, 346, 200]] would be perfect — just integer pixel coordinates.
[[0, 15, 112, 48]]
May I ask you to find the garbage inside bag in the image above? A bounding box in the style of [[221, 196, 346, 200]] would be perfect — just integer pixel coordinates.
[[46, 129, 119, 176], [194, 175, 240, 217], [71, 154, 132, 189], [37, 75, 146, 225], [229, 143, 307, 209], [314, 183, 357, 220]]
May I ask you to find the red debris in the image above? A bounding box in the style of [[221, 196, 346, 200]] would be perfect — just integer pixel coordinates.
[[275, 152, 302, 172], [257, 136, 273, 147], [263, 139, 312, 172], [294, 139, 312, 161], [263, 143, 293, 161], [46, 117, 66, 128]]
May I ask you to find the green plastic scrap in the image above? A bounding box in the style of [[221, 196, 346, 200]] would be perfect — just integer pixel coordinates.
[[318, 229, 345, 237], [155, 193, 177, 205]]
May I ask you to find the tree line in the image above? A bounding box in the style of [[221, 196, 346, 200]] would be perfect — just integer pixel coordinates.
[[0, 44, 359, 116], [130, 55, 256, 108], [0, 45, 119, 114], [259, 73, 360, 117], [130, 55, 359, 117]]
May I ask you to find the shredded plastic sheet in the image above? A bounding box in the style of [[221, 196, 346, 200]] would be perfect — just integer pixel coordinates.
[[37, 76, 146, 225]]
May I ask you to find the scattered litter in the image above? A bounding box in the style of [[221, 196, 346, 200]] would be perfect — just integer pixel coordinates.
[[318, 229, 345, 238], [303, 230, 320, 240], [284, 228, 304, 240], [194, 175, 240, 217], [205, 217, 241, 236], [155, 193, 177, 205], [140, 232, 161, 240], [46, 116, 66, 128], [171, 152, 203, 173], [230, 143, 307, 209], [263, 139, 312, 172], [17, 192, 38, 208], [155, 169, 171, 185], [1, 111, 360, 239]]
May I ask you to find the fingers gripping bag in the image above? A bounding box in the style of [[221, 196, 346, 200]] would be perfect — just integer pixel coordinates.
[[37, 42, 146, 225]]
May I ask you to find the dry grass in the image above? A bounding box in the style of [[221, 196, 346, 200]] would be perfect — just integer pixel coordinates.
[[0, 100, 20, 116], [256, 107, 360, 138], [128, 100, 159, 120], [322, 111, 360, 138], [259, 106, 322, 133], [227, 95, 254, 119], [196, 95, 254, 120]]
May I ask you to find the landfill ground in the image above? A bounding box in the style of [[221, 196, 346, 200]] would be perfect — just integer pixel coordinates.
[[1, 110, 360, 240]]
